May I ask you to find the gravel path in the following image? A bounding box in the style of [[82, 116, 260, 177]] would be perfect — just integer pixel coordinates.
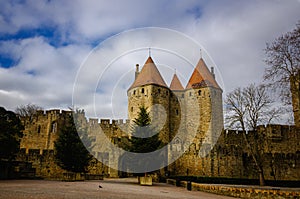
[[0, 178, 236, 199]]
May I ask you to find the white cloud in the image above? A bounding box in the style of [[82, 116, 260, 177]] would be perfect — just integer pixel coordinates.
[[184, 0, 300, 92], [0, 0, 299, 122], [0, 36, 92, 111]]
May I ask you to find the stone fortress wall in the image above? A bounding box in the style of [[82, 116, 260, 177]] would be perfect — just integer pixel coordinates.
[[18, 109, 300, 180], [18, 109, 130, 178], [17, 56, 300, 181], [170, 125, 300, 181]]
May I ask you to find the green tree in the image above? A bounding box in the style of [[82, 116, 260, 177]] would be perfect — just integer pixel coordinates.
[[129, 106, 162, 153], [54, 112, 92, 173], [0, 107, 23, 161]]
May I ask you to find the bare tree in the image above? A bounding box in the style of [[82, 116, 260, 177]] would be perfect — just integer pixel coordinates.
[[225, 84, 282, 186], [15, 104, 43, 117], [264, 22, 300, 127]]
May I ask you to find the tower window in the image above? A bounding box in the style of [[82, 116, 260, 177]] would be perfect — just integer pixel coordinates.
[[166, 91, 168, 95], [158, 89, 161, 94], [141, 88, 144, 93], [181, 94, 184, 98], [37, 125, 41, 134], [133, 90, 136, 95], [198, 90, 201, 96], [51, 122, 57, 133], [176, 109, 179, 115], [189, 92, 192, 96], [131, 107, 133, 112]]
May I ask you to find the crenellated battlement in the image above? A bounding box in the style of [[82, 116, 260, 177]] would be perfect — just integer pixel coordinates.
[[98, 119, 130, 125], [18, 108, 300, 180], [87, 118, 131, 127], [223, 124, 298, 141], [19, 109, 132, 152], [21, 109, 130, 125], [33, 109, 73, 117], [20, 109, 73, 124]]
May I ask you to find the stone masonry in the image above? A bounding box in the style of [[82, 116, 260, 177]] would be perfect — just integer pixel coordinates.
[[17, 56, 300, 181]]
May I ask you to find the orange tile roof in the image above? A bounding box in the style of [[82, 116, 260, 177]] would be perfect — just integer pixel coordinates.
[[186, 58, 221, 89], [170, 73, 184, 90], [128, 57, 168, 90]]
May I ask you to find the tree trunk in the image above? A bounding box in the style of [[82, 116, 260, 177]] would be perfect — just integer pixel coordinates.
[[242, 132, 266, 186], [259, 169, 266, 186], [270, 157, 277, 181]]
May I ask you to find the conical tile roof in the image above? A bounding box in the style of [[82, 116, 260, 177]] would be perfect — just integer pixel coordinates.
[[186, 58, 221, 89], [170, 73, 184, 90], [128, 57, 167, 90]]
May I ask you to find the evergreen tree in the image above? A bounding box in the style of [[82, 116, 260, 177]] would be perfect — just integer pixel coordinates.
[[129, 106, 162, 153], [0, 107, 23, 161], [54, 113, 92, 173]]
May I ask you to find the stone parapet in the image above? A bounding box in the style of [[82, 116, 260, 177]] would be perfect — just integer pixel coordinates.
[[167, 179, 300, 198]]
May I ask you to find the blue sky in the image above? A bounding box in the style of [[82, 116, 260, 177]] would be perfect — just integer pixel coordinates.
[[0, 0, 300, 120]]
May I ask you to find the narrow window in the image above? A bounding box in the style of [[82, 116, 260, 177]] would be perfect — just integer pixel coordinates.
[[198, 90, 201, 96], [141, 88, 144, 93], [51, 122, 57, 133], [131, 107, 133, 112], [133, 90, 136, 95], [37, 125, 41, 134], [166, 91, 168, 95], [158, 89, 161, 94], [189, 92, 192, 96], [181, 94, 184, 98], [176, 109, 179, 115]]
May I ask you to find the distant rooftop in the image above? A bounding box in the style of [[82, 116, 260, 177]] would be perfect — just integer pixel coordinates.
[[170, 73, 184, 90]]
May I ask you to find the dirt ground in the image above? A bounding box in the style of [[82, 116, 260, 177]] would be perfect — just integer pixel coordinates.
[[0, 178, 236, 199]]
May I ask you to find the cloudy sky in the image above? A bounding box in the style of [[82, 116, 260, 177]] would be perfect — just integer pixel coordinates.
[[0, 0, 300, 119]]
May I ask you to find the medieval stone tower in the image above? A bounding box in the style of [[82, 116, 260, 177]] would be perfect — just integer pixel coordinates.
[[183, 58, 224, 147], [127, 56, 171, 144], [127, 55, 224, 175]]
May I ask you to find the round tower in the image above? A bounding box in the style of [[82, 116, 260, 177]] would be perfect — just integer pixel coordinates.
[[185, 57, 223, 149], [169, 73, 186, 140], [127, 56, 170, 144]]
